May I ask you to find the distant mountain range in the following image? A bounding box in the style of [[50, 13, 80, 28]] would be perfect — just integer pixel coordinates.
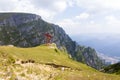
[[72, 34, 120, 65], [72, 34, 120, 57], [98, 53, 120, 64]]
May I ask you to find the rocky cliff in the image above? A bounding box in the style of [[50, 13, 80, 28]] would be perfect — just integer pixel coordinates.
[[0, 13, 104, 69]]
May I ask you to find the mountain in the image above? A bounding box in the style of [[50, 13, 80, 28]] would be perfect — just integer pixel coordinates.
[[72, 34, 120, 57], [0, 45, 120, 80], [0, 13, 103, 69], [102, 62, 120, 75], [98, 53, 120, 64]]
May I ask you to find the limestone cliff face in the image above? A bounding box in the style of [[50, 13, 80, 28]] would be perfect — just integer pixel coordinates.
[[0, 13, 104, 69]]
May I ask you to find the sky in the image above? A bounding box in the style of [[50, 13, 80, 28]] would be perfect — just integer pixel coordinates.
[[0, 0, 120, 37]]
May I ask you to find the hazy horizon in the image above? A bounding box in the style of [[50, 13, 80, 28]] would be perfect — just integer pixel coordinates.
[[71, 34, 120, 57]]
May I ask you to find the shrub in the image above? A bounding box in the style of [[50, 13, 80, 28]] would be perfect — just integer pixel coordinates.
[[7, 56, 15, 64], [55, 49, 58, 53]]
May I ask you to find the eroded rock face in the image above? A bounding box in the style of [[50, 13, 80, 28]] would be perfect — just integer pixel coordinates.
[[0, 13, 104, 69]]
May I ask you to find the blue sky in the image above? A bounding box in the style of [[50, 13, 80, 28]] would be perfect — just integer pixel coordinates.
[[0, 0, 120, 37]]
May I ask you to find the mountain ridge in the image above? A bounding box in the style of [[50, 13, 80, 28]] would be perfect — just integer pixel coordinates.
[[102, 62, 120, 75], [0, 13, 104, 69]]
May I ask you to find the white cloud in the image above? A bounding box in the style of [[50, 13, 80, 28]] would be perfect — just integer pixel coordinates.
[[100, 0, 120, 10], [56, 19, 81, 35], [55, 0, 120, 36], [29, 0, 68, 12], [0, 0, 16, 11], [52, 1, 67, 12], [75, 0, 120, 10], [0, 0, 71, 21], [105, 15, 116, 20], [90, 21, 95, 24], [12, 0, 56, 21], [1, 0, 120, 36], [56, 14, 120, 36], [105, 15, 120, 24], [66, 0, 76, 7], [75, 13, 90, 19]]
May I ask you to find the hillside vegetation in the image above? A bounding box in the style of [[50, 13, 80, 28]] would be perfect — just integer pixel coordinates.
[[102, 62, 120, 75], [0, 44, 120, 80]]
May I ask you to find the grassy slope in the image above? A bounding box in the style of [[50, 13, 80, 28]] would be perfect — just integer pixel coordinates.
[[0, 44, 120, 80]]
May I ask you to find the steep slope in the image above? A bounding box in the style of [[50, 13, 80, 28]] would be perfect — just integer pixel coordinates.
[[74, 46, 103, 69], [102, 62, 120, 74], [0, 13, 103, 69], [0, 44, 120, 80]]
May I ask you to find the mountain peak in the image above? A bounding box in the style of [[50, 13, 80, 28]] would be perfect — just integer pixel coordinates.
[[0, 13, 104, 69]]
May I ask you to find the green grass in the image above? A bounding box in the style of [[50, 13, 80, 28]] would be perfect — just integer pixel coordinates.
[[0, 44, 120, 80], [0, 44, 91, 70]]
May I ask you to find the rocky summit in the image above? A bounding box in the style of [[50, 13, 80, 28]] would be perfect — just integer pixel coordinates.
[[0, 13, 104, 69]]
